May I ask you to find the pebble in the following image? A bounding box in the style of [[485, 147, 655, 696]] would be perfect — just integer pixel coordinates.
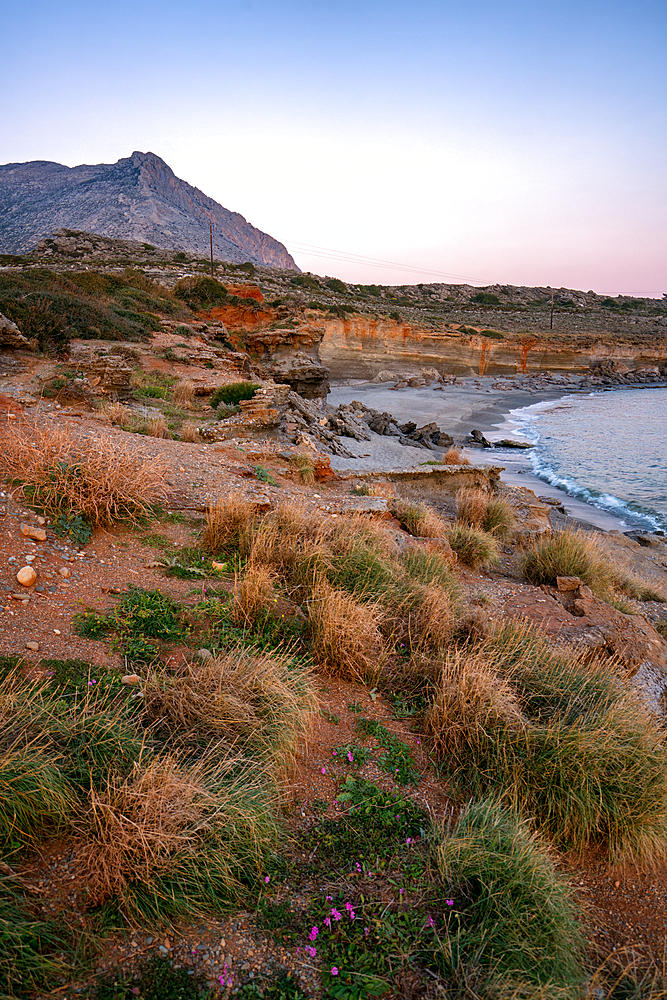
[[17, 565, 37, 586], [20, 523, 47, 542], [58, 566, 71, 578], [25, 641, 39, 651]]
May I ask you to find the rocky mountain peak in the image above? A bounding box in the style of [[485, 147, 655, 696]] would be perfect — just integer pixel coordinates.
[[0, 151, 297, 270]]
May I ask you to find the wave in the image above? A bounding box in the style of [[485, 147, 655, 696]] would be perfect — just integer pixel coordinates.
[[505, 394, 667, 534]]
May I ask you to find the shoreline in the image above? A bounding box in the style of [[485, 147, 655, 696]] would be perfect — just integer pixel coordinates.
[[327, 378, 665, 534]]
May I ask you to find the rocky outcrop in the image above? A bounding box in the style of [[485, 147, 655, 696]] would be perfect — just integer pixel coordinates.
[[317, 314, 666, 379], [505, 576, 667, 702], [240, 324, 330, 399], [0, 312, 32, 350], [0, 152, 297, 268]]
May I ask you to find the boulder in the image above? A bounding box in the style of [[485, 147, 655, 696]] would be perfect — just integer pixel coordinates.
[[0, 312, 33, 349]]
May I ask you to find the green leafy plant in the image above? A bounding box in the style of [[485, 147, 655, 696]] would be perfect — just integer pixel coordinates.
[[53, 511, 93, 545], [255, 465, 277, 486], [74, 588, 188, 663], [355, 719, 420, 786]]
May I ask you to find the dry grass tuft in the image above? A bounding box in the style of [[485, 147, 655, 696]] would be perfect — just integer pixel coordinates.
[[229, 563, 275, 627], [76, 752, 278, 916], [443, 446, 470, 465], [426, 650, 526, 759], [179, 420, 201, 443], [101, 401, 132, 427], [248, 502, 323, 579], [172, 380, 195, 408], [390, 498, 448, 538], [448, 524, 501, 569], [289, 453, 315, 484], [136, 414, 171, 439], [522, 530, 614, 596], [77, 757, 207, 906], [308, 580, 385, 684], [456, 487, 489, 528], [142, 648, 316, 763], [427, 622, 667, 862], [203, 491, 261, 556], [457, 487, 516, 539], [410, 584, 457, 653], [1, 418, 167, 525]]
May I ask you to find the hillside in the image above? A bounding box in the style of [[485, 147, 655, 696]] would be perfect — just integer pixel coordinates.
[[0, 151, 297, 269], [0, 231, 665, 384]]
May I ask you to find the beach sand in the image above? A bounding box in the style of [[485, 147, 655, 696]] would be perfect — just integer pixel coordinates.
[[327, 378, 629, 532]]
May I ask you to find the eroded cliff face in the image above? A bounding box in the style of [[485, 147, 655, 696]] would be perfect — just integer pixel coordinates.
[[317, 314, 667, 378]]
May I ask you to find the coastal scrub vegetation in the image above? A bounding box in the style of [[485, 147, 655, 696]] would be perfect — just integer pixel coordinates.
[[4, 478, 667, 994], [1, 417, 167, 527]]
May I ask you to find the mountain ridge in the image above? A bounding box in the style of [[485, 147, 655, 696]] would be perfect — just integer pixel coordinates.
[[0, 150, 298, 270]]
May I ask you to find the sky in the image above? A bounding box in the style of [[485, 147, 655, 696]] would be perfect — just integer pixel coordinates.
[[1, 0, 665, 296]]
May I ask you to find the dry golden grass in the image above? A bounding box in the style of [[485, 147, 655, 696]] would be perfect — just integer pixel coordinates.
[[308, 579, 385, 684], [288, 453, 315, 484], [179, 420, 201, 443], [203, 491, 260, 555], [142, 648, 316, 763], [457, 487, 516, 540], [76, 752, 278, 915], [390, 498, 448, 538], [229, 563, 275, 627], [411, 583, 457, 652], [248, 502, 323, 579], [101, 401, 132, 427], [426, 649, 526, 760], [456, 487, 489, 528], [1, 418, 168, 525], [172, 380, 195, 408], [136, 414, 171, 439], [77, 757, 206, 906], [443, 446, 470, 465]]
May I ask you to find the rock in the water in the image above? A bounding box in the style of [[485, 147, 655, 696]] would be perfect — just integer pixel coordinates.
[[16, 566, 37, 587], [20, 523, 47, 542]]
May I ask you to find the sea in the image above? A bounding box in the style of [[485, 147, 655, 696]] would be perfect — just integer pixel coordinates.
[[493, 387, 667, 533]]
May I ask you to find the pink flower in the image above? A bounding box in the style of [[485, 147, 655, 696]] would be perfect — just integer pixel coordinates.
[[364, 926, 370, 938], [331, 907, 342, 921], [331, 967, 339, 976], [264, 876, 270, 883], [309, 926, 319, 941], [446, 899, 454, 906], [321, 767, 326, 774], [332, 749, 337, 755], [345, 902, 353, 910], [326, 895, 333, 901], [427, 915, 435, 928], [347, 751, 354, 763], [305, 945, 317, 957], [324, 916, 331, 928], [349, 910, 356, 919]]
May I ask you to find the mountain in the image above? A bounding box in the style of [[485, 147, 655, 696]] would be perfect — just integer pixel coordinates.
[[0, 151, 297, 269]]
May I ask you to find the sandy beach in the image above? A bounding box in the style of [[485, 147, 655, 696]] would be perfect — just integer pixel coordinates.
[[327, 377, 630, 531]]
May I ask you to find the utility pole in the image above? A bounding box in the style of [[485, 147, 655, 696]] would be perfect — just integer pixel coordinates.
[[550, 288, 554, 330], [209, 219, 214, 277]]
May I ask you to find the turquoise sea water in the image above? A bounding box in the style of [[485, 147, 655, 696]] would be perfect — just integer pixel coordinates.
[[502, 388, 667, 533]]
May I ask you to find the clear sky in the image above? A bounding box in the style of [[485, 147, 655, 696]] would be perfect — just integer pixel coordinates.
[[2, 0, 665, 296]]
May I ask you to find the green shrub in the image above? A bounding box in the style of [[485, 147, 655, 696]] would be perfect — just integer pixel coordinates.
[[433, 798, 584, 995], [290, 274, 319, 289], [74, 588, 188, 663], [174, 275, 229, 310], [210, 381, 259, 408], [325, 277, 347, 293], [472, 292, 500, 305]]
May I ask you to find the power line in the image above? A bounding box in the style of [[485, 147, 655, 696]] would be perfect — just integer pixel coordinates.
[[282, 239, 490, 285]]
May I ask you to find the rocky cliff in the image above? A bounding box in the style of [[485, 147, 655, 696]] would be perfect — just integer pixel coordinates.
[[0, 151, 297, 269]]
